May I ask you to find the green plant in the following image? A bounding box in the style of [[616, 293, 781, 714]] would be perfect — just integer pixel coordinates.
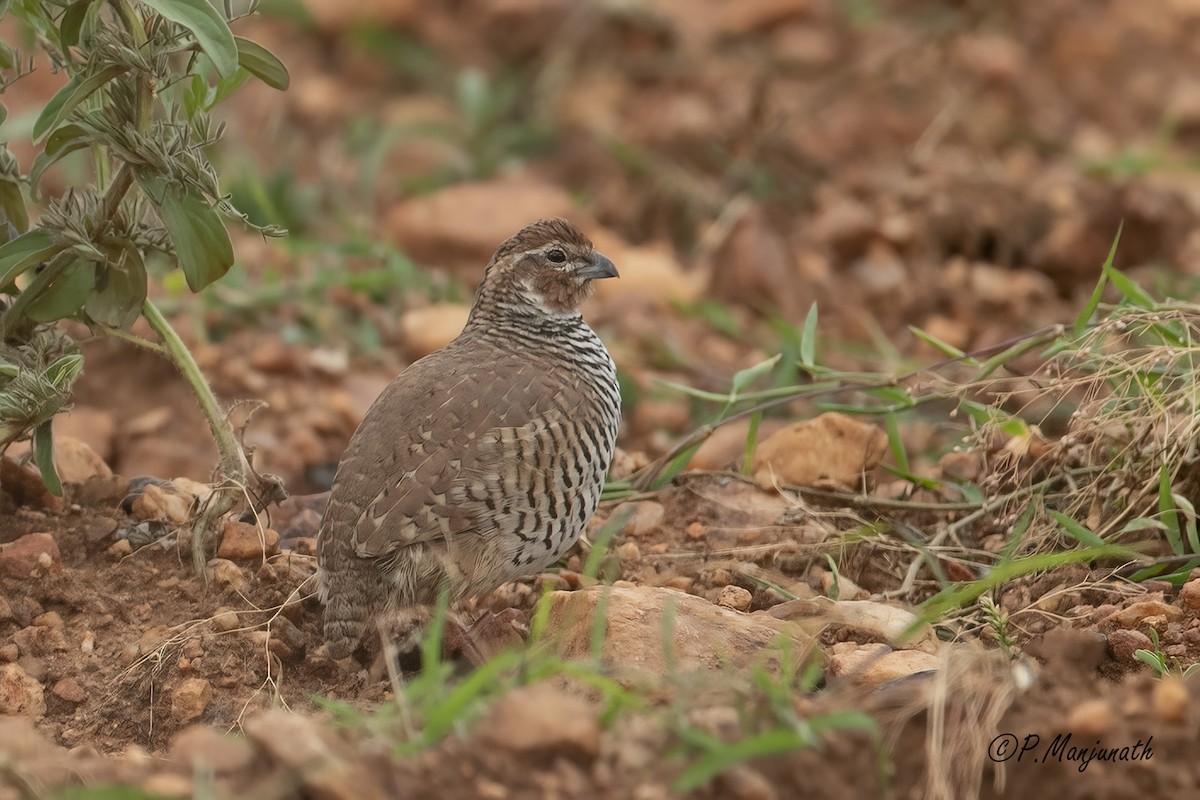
[[0, 0, 290, 568], [1133, 628, 1200, 679]]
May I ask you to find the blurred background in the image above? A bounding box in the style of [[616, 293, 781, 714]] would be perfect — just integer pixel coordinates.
[[6, 0, 1200, 493]]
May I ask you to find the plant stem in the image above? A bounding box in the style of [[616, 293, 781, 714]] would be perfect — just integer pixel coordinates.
[[141, 297, 255, 575], [140, 299, 246, 476]]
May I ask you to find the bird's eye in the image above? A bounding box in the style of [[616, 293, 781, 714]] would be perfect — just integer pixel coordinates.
[[546, 248, 567, 263]]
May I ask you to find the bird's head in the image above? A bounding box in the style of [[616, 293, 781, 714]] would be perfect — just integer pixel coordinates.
[[470, 218, 619, 323]]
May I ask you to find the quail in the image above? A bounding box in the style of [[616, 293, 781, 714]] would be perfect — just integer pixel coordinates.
[[316, 218, 621, 659]]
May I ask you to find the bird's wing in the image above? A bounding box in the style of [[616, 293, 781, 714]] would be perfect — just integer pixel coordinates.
[[321, 342, 564, 559]]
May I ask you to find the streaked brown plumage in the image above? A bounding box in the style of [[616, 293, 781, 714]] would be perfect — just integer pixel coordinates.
[[316, 218, 621, 659]]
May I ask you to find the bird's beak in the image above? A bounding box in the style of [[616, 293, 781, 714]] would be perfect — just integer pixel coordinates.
[[574, 251, 619, 280]]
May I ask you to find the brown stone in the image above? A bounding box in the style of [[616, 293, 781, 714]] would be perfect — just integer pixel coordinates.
[[169, 724, 257, 774], [827, 645, 938, 688], [387, 177, 578, 281], [130, 482, 194, 525], [716, 585, 753, 612], [547, 585, 810, 678], [244, 709, 389, 800], [480, 682, 600, 758], [50, 677, 87, 704], [752, 413, 888, 490], [0, 533, 62, 579], [613, 501, 665, 539], [0, 457, 65, 512], [171, 678, 213, 724], [398, 304, 471, 361], [0, 663, 45, 719], [52, 435, 113, 484], [217, 520, 280, 560]]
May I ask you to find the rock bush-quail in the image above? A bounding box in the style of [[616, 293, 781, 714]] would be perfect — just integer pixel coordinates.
[[316, 218, 621, 659]]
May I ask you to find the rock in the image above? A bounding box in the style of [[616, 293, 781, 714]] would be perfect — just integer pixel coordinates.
[[216, 520, 280, 561], [614, 501, 665, 538], [0, 457, 65, 512], [171, 678, 213, 724], [752, 413, 888, 490], [590, 233, 702, 307], [1178, 578, 1200, 611], [398, 304, 471, 360], [0, 533, 62, 579], [827, 645, 939, 688], [52, 435, 112, 484], [1154, 675, 1189, 724], [617, 541, 641, 562], [387, 177, 578, 281], [73, 474, 132, 508], [207, 559, 249, 591], [768, 598, 938, 652], [245, 709, 389, 800], [211, 609, 240, 633], [1066, 699, 1114, 736], [716, 585, 753, 612], [687, 418, 789, 472], [13, 624, 68, 656], [1106, 628, 1153, 667], [33, 611, 63, 630], [480, 682, 601, 759], [820, 571, 868, 601], [169, 724, 257, 774], [54, 406, 118, 464], [0, 663, 46, 719], [1102, 600, 1183, 631], [107, 539, 133, 559], [130, 482, 194, 525], [547, 585, 810, 678], [707, 202, 801, 318], [50, 677, 86, 704], [141, 773, 193, 798], [937, 450, 983, 483]]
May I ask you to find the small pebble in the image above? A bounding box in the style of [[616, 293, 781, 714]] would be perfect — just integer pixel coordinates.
[[1154, 676, 1189, 724], [1066, 699, 1114, 735], [716, 585, 753, 612]]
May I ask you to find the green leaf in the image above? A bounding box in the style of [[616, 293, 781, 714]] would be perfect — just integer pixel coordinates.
[[1073, 225, 1118, 334], [884, 411, 909, 473], [909, 325, 970, 360], [0, 178, 28, 235], [0, 102, 7, 127], [0, 229, 59, 290], [1048, 510, 1107, 548], [235, 36, 290, 90], [85, 246, 148, 328], [33, 421, 62, 496], [33, 65, 127, 142], [1158, 464, 1184, 555], [24, 260, 96, 322], [1098, 224, 1157, 309], [140, 0, 238, 78], [731, 354, 780, 400], [43, 354, 84, 388], [139, 175, 234, 291], [30, 123, 93, 189], [59, 0, 94, 48], [958, 399, 1029, 438], [799, 302, 818, 368]]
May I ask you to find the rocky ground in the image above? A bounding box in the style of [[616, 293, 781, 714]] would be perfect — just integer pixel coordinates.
[[7, 0, 1200, 797]]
